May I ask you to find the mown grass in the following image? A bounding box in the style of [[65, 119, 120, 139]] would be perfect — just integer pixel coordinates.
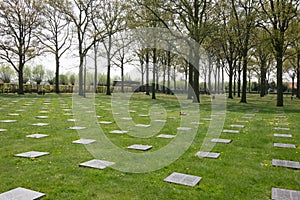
[[0, 93, 299, 199]]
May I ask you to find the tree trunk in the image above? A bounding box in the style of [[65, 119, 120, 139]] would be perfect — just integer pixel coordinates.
[[275, 38, 284, 106], [55, 52, 60, 94], [106, 35, 112, 95], [260, 60, 267, 97], [193, 46, 200, 103], [228, 61, 234, 99], [237, 59, 241, 97], [121, 65, 124, 93], [234, 68, 236, 96], [297, 52, 300, 98], [94, 42, 98, 93], [145, 51, 150, 95], [152, 47, 156, 99], [167, 50, 171, 94], [18, 65, 24, 95]]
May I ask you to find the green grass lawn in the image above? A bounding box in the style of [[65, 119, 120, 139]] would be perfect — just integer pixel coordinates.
[[0, 93, 299, 199]]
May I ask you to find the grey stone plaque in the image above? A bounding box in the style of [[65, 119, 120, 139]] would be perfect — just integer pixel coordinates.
[[157, 134, 175, 139], [63, 113, 73, 116], [129, 110, 136, 113], [274, 134, 292, 138], [72, 139, 96, 144], [211, 138, 232, 144], [8, 113, 20, 116], [127, 144, 152, 151], [223, 129, 240, 134], [79, 159, 115, 169], [35, 116, 49, 119], [135, 124, 151, 128], [67, 119, 76, 122], [271, 187, 300, 200], [26, 134, 49, 139], [190, 122, 204, 125], [121, 117, 132, 120], [0, 120, 17, 123], [138, 114, 149, 117], [63, 109, 71, 111], [274, 127, 290, 131], [230, 124, 245, 128], [236, 120, 249, 123], [153, 120, 166, 123], [196, 151, 220, 159], [68, 126, 86, 130], [244, 114, 255, 117], [98, 121, 112, 124], [177, 127, 192, 131], [0, 187, 45, 200], [272, 159, 300, 169], [14, 151, 50, 158], [164, 172, 202, 187], [32, 123, 49, 126], [0, 129, 7, 132], [274, 143, 296, 149], [109, 130, 128, 134]]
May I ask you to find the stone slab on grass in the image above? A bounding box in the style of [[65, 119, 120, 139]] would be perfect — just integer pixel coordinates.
[[164, 172, 202, 187], [177, 127, 192, 131], [274, 143, 296, 149], [274, 127, 290, 131], [274, 134, 292, 138], [109, 130, 128, 134], [35, 116, 49, 119], [14, 151, 50, 158], [153, 120, 167, 123], [230, 124, 245, 128], [157, 134, 175, 139], [272, 159, 300, 169], [72, 139, 96, 145], [98, 121, 113, 125], [0, 120, 17, 123], [26, 134, 49, 139], [8, 113, 20, 116], [236, 120, 249, 123], [271, 187, 300, 200], [32, 123, 49, 127], [79, 159, 115, 170], [68, 126, 86, 130], [0, 187, 45, 200], [190, 122, 204, 125], [211, 138, 232, 144], [127, 144, 152, 151], [135, 124, 151, 128], [0, 129, 7, 132], [223, 129, 240, 134], [196, 151, 220, 159]]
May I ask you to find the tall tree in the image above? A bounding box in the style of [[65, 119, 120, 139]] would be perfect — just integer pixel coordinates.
[[259, 0, 299, 106], [0, 0, 44, 94]]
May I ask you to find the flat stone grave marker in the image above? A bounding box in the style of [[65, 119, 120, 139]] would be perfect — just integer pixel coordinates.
[[211, 138, 232, 144], [67, 119, 76, 122], [135, 124, 151, 128], [223, 129, 240, 134], [98, 121, 113, 125], [271, 187, 300, 200], [15, 109, 25, 112], [39, 111, 49, 114], [276, 115, 286, 118], [72, 139, 96, 144], [127, 144, 152, 151], [242, 116, 253, 119], [68, 126, 86, 130], [14, 151, 50, 158], [35, 116, 49, 119], [272, 159, 300, 169], [274, 134, 292, 138], [230, 124, 245, 128], [191, 122, 204, 125], [244, 114, 255, 117], [196, 151, 220, 159], [26, 134, 49, 139], [202, 118, 212, 121], [63, 113, 73, 116], [274, 122, 289, 126], [157, 134, 175, 139], [274, 143, 296, 149], [138, 114, 149, 117], [79, 159, 115, 170], [32, 123, 49, 126], [8, 113, 20, 116], [120, 117, 132, 120], [0, 187, 45, 200], [164, 172, 202, 187], [0, 129, 7, 132], [274, 127, 290, 131], [177, 127, 192, 131], [0, 120, 17, 123], [153, 120, 166, 123], [109, 130, 128, 134]]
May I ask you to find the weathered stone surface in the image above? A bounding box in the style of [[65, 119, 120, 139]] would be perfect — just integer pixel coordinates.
[[272, 187, 300, 200], [135, 124, 150, 128], [190, 122, 204, 125], [127, 144, 152, 151], [196, 151, 220, 159], [98, 121, 113, 125], [223, 129, 240, 134], [0, 120, 17, 123], [272, 159, 300, 169], [164, 172, 202, 187], [72, 139, 96, 144], [211, 138, 232, 144], [274, 134, 292, 138], [0, 129, 7, 132], [32, 123, 49, 126], [109, 130, 128, 134], [35, 116, 49, 119], [274, 127, 290, 131], [67, 119, 76, 122], [120, 117, 132, 120], [26, 134, 48, 139], [274, 143, 296, 149], [68, 126, 86, 130], [79, 159, 115, 170], [177, 127, 192, 131], [153, 120, 167, 123], [8, 113, 20, 116], [0, 187, 45, 200], [157, 134, 175, 139], [236, 120, 249, 123], [138, 114, 149, 117], [230, 124, 245, 128], [14, 151, 49, 158]]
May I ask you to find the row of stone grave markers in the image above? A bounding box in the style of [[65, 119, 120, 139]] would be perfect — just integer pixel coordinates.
[[271, 110, 300, 200]]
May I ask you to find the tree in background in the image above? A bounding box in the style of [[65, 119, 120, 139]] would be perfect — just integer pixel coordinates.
[[0, 65, 15, 83], [0, 0, 44, 94], [23, 66, 32, 84], [32, 65, 45, 91], [45, 70, 55, 85]]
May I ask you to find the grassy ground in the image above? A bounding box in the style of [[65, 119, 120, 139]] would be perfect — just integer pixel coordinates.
[[0, 93, 299, 199]]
